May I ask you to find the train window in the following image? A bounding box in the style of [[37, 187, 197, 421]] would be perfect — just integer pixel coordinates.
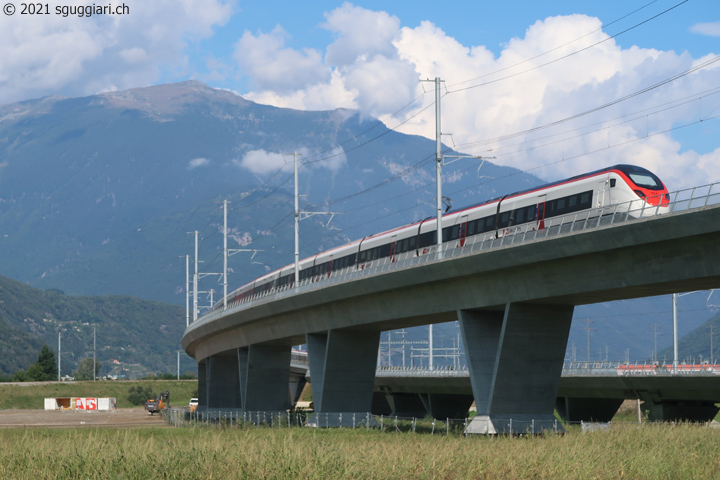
[[442, 226, 457, 242], [379, 243, 391, 258], [628, 173, 661, 190], [468, 220, 477, 236], [515, 208, 525, 223], [497, 212, 510, 228], [580, 192, 591, 207], [359, 251, 367, 262], [419, 231, 436, 248], [409, 236, 417, 250], [610, 179, 616, 188]]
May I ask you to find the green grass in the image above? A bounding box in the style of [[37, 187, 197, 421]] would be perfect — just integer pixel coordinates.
[[0, 424, 718, 479], [0, 380, 197, 409]]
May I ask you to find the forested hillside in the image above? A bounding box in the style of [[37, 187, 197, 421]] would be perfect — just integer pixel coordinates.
[[0, 274, 191, 378]]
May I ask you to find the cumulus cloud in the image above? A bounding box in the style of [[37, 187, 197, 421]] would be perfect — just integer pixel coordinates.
[[0, 0, 233, 104], [237, 149, 289, 175], [236, 146, 348, 175], [234, 26, 329, 93], [188, 157, 210, 169], [238, 3, 420, 117], [233, 5, 719, 189], [690, 22, 720, 37]]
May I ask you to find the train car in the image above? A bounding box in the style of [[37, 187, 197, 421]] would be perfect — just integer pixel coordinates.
[[215, 164, 669, 311]]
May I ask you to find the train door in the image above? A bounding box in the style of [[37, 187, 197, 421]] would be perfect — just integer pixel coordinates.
[[597, 174, 612, 216], [327, 256, 333, 278], [458, 215, 468, 247], [537, 194, 546, 230], [390, 235, 397, 262]]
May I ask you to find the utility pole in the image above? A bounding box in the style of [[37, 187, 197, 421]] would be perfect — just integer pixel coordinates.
[[581, 319, 596, 362], [57, 331, 61, 382], [433, 77, 443, 260], [177, 351, 180, 380], [93, 325, 96, 382], [672, 293, 678, 373], [184, 255, 190, 326], [709, 324, 715, 365], [291, 151, 341, 286], [650, 324, 662, 363], [223, 200, 229, 309], [294, 151, 300, 286], [193, 230, 199, 323], [429, 324, 434, 371]]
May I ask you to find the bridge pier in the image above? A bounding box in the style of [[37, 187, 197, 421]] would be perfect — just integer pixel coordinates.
[[206, 350, 242, 409], [459, 303, 573, 434], [555, 397, 624, 422], [238, 343, 292, 412], [306, 329, 380, 427], [639, 395, 720, 422], [419, 393, 475, 420]]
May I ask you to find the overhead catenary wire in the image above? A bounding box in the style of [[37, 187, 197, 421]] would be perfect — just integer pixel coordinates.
[[447, 0, 690, 94], [304, 86, 720, 226], [212, 2, 708, 287], [230, 0, 692, 216]]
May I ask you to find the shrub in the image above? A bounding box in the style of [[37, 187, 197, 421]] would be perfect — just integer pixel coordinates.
[[127, 385, 155, 405]]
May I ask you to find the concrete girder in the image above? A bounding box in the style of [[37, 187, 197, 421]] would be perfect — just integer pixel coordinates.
[[184, 206, 720, 363]]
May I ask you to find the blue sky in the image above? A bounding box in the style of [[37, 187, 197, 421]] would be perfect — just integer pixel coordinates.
[[0, 0, 718, 187]]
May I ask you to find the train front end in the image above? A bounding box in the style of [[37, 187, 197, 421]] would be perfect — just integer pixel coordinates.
[[613, 165, 670, 217]]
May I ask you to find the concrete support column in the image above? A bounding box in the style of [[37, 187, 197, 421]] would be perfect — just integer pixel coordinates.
[[206, 350, 242, 409], [638, 393, 720, 422], [420, 393, 475, 420], [197, 358, 207, 409], [459, 302, 573, 434], [306, 329, 380, 427], [238, 343, 291, 412], [555, 397, 624, 422]]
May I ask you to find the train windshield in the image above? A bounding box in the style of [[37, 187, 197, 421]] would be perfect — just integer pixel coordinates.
[[627, 172, 662, 190]]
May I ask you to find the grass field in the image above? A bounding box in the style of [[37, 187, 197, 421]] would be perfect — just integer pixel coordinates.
[[0, 380, 198, 409], [0, 423, 718, 479]]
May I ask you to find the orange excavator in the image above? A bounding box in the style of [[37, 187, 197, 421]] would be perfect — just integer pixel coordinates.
[[144, 390, 170, 415]]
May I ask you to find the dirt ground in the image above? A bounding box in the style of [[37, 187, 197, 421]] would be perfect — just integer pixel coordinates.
[[0, 408, 170, 429]]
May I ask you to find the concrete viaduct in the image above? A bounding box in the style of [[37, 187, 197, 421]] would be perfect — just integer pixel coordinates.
[[372, 367, 720, 423], [182, 196, 720, 433]]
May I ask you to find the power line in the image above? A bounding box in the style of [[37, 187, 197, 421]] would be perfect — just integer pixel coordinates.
[[447, 0, 690, 94], [452, 54, 720, 152]]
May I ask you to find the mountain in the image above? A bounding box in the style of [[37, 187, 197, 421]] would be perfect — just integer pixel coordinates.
[[0, 273, 190, 378], [0, 81, 539, 304], [0, 80, 713, 366], [657, 310, 720, 365]]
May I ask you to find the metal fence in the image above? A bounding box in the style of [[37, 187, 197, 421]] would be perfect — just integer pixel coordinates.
[[562, 361, 720, 376], [197, 181, 720, 325], [161, 408, 717, 435]]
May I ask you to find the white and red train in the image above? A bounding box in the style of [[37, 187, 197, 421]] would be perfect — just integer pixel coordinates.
[[218, 164, 669, 308]]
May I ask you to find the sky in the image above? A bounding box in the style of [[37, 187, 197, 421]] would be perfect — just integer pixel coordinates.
[[0, 0, 718, 189]]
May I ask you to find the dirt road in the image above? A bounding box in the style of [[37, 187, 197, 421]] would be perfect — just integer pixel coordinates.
[[0, 408, 170, 429]]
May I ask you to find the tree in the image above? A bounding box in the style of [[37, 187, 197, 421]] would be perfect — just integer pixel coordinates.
[[73, 358, 102, 381], [26, 363, 47, 381], [22, 346, 57, 382], [127, 385, 155, 406], [36, 345, 57, 380]]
